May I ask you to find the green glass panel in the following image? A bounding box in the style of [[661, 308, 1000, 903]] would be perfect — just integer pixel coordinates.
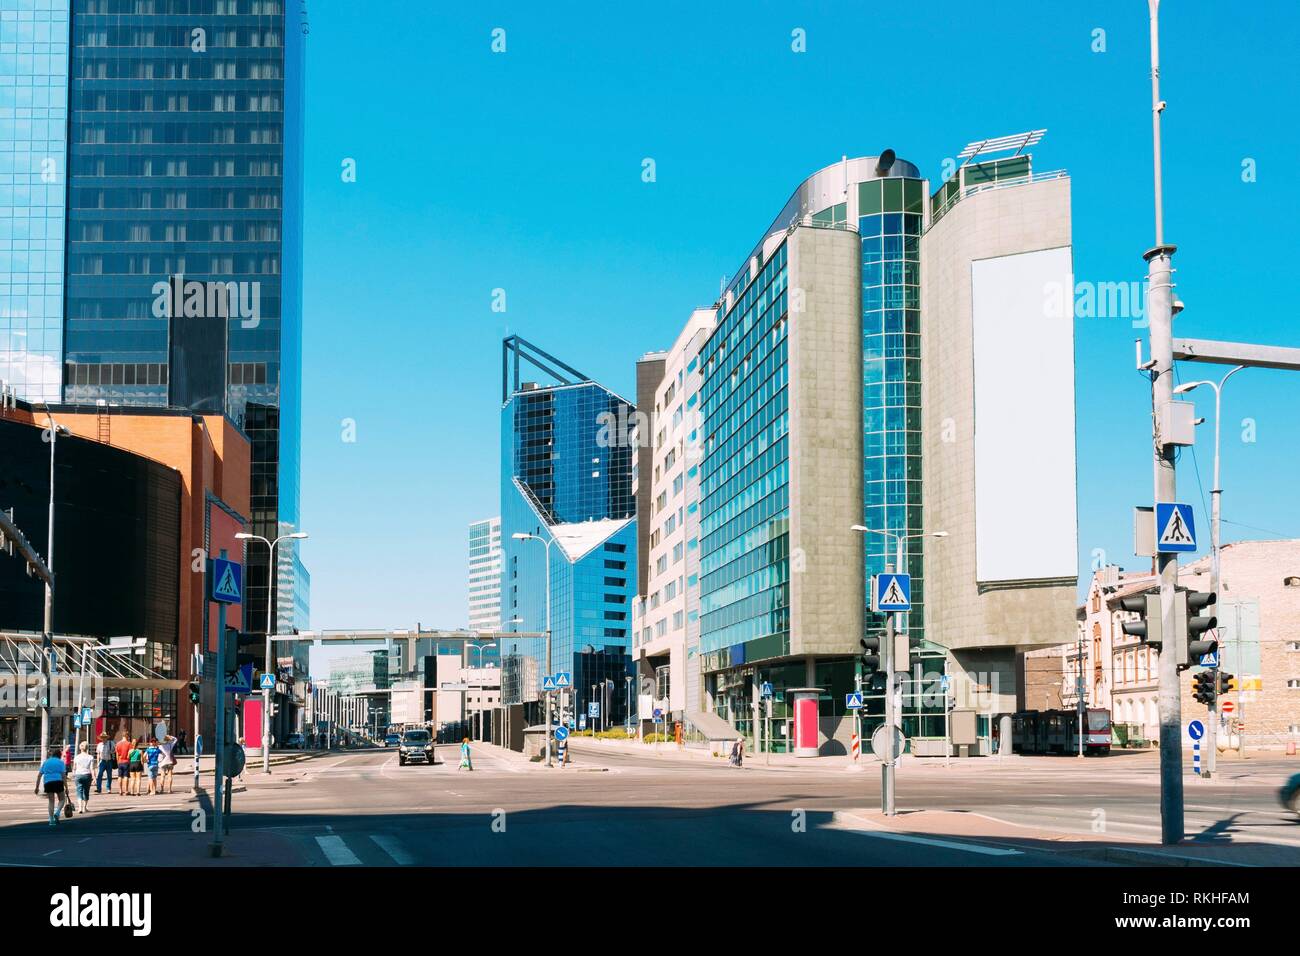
[[883, 177, 903, 212], [859, 180, 882, 215], [904, 178, 923, 214]]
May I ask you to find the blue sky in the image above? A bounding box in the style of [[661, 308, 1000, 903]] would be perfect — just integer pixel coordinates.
[[297, 1, 1300, 636]]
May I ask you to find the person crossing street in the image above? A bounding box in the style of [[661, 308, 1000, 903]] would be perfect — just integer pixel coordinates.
[[94, 733, 114, 794], [34, 747, 69, 826], [72, 742, 94, 814]]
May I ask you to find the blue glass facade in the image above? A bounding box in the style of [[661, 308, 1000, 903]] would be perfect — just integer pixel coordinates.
[[698, 241, 789, 665], [0, 0, 68, 403], [859, 176, 926, 641], [500, 373, 637, 724], [57, 0, 306, 632]]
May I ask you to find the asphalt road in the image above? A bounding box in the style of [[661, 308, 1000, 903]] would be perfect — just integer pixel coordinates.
[[0, 745, 1295, 867]]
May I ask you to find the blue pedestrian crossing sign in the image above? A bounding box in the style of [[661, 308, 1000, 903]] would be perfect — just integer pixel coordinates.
[[554, 672, 572, 689], [259, 673, 275, 691], [872, 573, 911, 612], [760, 682, 773, 699], [1155, 502, 1197, 553], [542, 675, 557, 692], [224, 662, 253, 696], [845, 692, 864, 710], [1199, 651, 1219, 668], [208, 557, 243, 604]]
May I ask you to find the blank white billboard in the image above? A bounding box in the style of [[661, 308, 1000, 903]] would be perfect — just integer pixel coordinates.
[[971, 247, 1078, 583]]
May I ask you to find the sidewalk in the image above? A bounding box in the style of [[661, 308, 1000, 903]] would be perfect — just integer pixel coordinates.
[[831, 808, 1300, 867]]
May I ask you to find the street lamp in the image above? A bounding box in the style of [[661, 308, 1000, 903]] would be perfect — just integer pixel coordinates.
[[39, 412, 69, 760], [512, 532, 554, 766], [468, 642, 496, 742], [235, 530, 308, 773], [1174, 365, 1245, 775], [850, 524, 947, 817]]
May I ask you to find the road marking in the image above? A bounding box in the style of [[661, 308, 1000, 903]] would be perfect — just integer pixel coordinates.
[[370, 833, 414, 865], [831, 813, 1022, 857], [314, 834, 361, 866], [42, 849, 62, 856]]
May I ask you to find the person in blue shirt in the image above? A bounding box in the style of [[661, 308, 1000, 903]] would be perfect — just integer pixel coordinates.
[[34, 747, 69, 826], [145, 739, 162, 795]]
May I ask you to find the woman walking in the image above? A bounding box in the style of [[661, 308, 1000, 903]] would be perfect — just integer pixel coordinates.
[[458, 736, 473, 771], [72, 742, 95, 814], [34, 747, 69, 826]]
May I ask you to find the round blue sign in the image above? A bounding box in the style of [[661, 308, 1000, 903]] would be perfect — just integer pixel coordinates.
[[554, 725, 569, 741], [1187, 719, 1205, 741]]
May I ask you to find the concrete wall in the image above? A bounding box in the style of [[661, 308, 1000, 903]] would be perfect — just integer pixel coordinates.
[[919, 177, 1077, 655], [787, 225, 864, 657]]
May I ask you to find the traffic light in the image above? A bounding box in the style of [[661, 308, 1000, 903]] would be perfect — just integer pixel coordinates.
[[1120, 591, 1161, 649], [1215, 672, 1235, 696], [859, 635, 881, 675], [1192, 670, 1216, 706], [1180, 589, 1218, 666], [188, 681, 201, 706]]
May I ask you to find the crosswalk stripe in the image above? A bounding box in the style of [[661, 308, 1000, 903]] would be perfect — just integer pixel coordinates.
[[370, 833, 414, 865], [315, 834, 361, 866]]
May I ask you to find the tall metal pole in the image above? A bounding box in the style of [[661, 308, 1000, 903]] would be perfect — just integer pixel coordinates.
[[212, 551, 228, 857], [39, 413, 59, 759], [543, 538, 552, 765], [1146, 0, 1183, 846]]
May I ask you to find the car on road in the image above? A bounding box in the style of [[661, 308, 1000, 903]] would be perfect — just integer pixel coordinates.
[[1282, 773, 1300, 818], [398, 729, 434, 766], [384, 733, 401, 748], [284, 732, 306, 749]]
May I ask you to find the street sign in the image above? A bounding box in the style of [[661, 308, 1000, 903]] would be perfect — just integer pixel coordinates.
[[1187, 719, 1205, 741], [760, 681, 773, 699], [74, 715, 82, 728], [1221, 700, 1236, 715], [871, 573, 911, 612], [259, 673, 275, 690], [871, 724, 904, 759], [845, 692, 864, 710], [554, 725, 569, 741], [939, 675, 950, 693], [542, 675, 557, 692], [588, 702, 600, 718], [578, 716, 587, 731], [554, 672, 572, 688], [1198, 651, 1219, 667], [1155, 502, 1197, 553], [224, 662, 253, 696], [81, 707, 93, 723], [208, 557, 243, 604], [653, 707, 663, 719]]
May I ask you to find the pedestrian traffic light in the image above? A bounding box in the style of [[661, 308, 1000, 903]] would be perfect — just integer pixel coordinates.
[[1120, 591, 1161, 649], [188, 681, 201, 706], [1192, 670, 1216, 706], [1180, 589, 1218, 666], [859, 635, 880, 675], [1215, 672, 1235, 696]]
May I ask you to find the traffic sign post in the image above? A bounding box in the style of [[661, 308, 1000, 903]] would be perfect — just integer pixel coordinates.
[[1155, 502, 1197, 553], [208, 552, 242, 858], [259, 672, 275, 691], [871, 573, 912, 613]]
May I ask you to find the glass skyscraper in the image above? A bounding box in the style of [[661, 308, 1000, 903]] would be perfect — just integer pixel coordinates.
[[41, 0, 307, 634], [0, 0, 68, 403], [467, 516, 502, 631], [499, 337, 638, 726]]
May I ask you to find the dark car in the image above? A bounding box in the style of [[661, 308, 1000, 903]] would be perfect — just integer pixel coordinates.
[[398, 729, 434, 766], [1282, 773, 1300, 818], [283, 732, 306, 750], [384, 733, 401, 748]]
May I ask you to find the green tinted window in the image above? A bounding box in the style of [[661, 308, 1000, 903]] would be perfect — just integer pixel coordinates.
[[904, 178, 923, 214], [883, 178, 903, 212], [859, 180, 882, 215]]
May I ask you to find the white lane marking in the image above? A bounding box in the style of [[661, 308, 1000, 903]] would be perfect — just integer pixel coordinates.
[[314, 834, 361, 866], [831, 813, 1022, 857], [42, 849, 62, 856], [370, 834, 414, 865]]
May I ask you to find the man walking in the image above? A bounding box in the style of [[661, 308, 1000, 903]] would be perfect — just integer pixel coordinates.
[[94, 733, 114, 794], [34, 746, 69, 826], [158, 733, 177, 794]]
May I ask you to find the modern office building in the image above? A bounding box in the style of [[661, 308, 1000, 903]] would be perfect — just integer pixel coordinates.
[[0, 0, 68, 403], [498, 335, 638, 728], [467, 516, 502, 630], [631, 308, 714, 733], [691, 137, 1078, 754], [0, 0, 309, 652]]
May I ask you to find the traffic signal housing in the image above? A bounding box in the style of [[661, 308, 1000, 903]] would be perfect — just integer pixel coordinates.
[[1181, 589, 1218, 666], [859, 635, 881, 675], [1120, 592, 1162, 649], [1215, 672, 1235, 697], [188, 681, 201, 706], [1192, 670, 1216, 707]]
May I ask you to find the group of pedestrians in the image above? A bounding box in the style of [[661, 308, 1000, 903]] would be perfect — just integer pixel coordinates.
[[34, 730, 179, 827]]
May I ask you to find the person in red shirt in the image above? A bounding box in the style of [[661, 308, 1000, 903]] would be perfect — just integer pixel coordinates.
[[115, 733, 131, 796]]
